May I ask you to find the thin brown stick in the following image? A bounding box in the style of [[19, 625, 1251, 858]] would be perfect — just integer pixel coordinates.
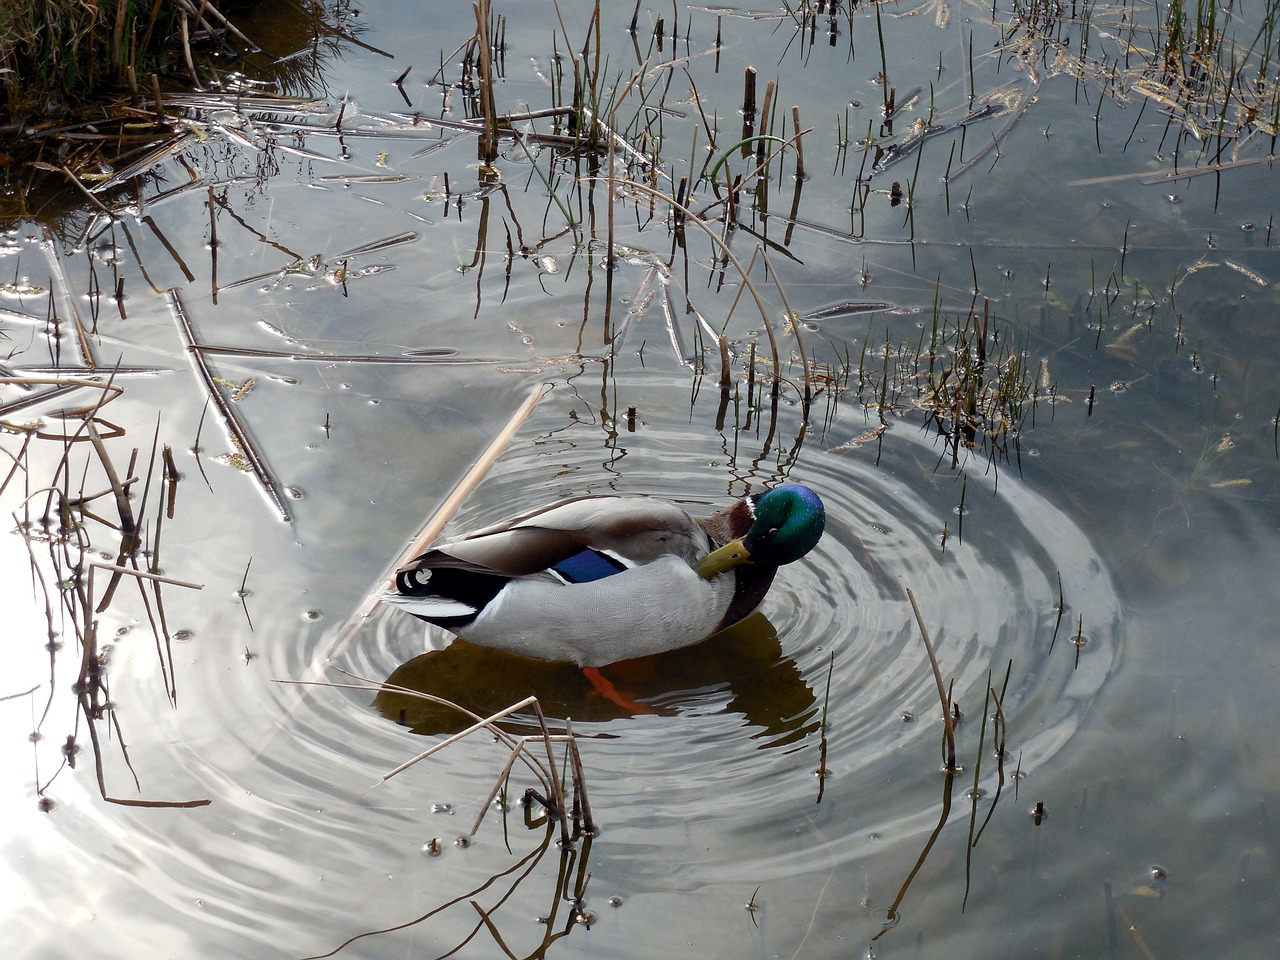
[[532, 699, 570, 846], [474, 0, 499, 165], [565, 718, 595, 834], [792, 104, 806, 179]]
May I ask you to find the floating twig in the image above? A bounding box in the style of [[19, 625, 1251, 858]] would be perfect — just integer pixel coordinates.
[[89, 561, 203, 590]]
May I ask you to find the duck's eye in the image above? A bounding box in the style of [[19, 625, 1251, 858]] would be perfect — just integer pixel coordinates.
[[413, 569, 432, 585], [768, 526, 780, 536]]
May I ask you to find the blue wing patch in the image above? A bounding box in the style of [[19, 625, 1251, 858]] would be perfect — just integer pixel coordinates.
[[552, 548, 627, 583]]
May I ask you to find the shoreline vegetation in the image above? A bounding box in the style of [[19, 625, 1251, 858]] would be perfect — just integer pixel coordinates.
[[0, 0, 357, 220]]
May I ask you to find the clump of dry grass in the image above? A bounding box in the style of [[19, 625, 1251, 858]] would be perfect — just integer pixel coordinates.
[[0, 0, 361, 219]]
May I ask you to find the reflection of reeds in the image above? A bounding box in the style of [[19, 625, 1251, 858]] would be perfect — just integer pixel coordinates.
[[906, 589, 957, 771], [871, 595, 1025, 939], [4, 368, 209, 808], [869, 590, 957, 941], [286, 676, 600, 960], [303, 805, 595, 960]]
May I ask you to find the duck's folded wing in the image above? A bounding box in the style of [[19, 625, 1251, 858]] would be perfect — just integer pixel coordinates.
[[506, 496, 712, 566], [388, 525, 627, 623], [398, 496, 711, 577], [402, 526, 591, 578]]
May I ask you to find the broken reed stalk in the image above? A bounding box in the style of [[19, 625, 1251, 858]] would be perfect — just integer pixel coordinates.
[[289, 673, 594, 838], [359, 381, 547, 625], [90, 561, 202, 590], [179, 14, 201, 90], [531, 698, 571, 846], [757, 79, 776, 167], [319, 672, 554, 779], [563, 717, 595, 834], [906, 588, 957, 770], [189, 345, 498, 365], [380, 695, 542, 782], [150, 73, 165, 126], [603, 104, 620, 288], [792, 105, 806, 179], [0, 377, 123, 418], [474, 0, 500, 166]]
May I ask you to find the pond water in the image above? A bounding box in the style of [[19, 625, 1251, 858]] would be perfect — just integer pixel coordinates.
[[3, 1, 1279, 958]]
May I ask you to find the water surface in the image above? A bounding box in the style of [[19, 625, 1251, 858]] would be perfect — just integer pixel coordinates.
[[3, 1, 1278, 958]]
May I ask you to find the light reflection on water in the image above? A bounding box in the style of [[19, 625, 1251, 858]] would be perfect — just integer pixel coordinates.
[[3, 0, 1280, 957], [2, 367, 1122, 960]]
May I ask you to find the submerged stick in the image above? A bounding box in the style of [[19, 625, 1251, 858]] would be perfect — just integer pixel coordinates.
[[166, 288, 291, 522]]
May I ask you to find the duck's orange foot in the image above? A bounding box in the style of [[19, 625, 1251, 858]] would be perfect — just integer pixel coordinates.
[[583, 667, 655, 715]]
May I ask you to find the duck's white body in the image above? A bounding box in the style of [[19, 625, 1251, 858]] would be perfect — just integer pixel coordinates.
[[382, 486, 826, 668], [434, 554, 739, 663]]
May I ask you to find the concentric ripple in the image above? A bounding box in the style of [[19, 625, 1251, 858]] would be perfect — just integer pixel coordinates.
[[18, 368, 1119, 959], [351, 369, 1120, 891]]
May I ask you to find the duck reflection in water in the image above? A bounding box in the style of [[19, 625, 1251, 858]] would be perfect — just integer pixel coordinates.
[[374, 612, 819, 747]]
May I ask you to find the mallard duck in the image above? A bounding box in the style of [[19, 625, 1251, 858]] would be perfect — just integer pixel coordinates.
[[383, 484, 826, 668]]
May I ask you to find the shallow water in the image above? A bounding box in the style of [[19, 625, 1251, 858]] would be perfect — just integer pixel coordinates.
[[3, 1, 1279, 958]]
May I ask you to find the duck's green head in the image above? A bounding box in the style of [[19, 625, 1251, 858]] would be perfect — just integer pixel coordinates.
[[695, 484, 826, 578]]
